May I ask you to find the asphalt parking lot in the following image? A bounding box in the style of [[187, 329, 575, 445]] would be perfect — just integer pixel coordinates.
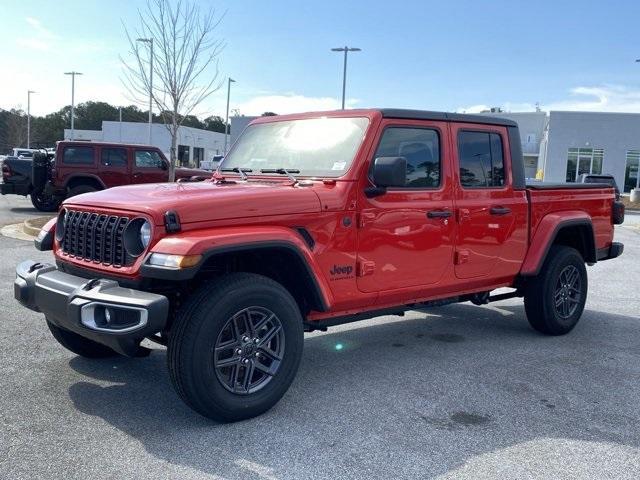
[[0, 204, 639, 479]]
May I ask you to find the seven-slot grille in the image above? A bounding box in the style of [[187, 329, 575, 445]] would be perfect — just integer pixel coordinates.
[[61, 210, 133, 267]]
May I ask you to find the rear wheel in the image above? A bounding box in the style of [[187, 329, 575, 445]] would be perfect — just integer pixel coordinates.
[[46, 320, 118, 358], [30, 188, 60, 212], [524, 246, 588, 335], [168, 273, 304, 422]]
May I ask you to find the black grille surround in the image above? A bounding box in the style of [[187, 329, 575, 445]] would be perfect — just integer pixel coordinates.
[[60, 209, 134, 267]]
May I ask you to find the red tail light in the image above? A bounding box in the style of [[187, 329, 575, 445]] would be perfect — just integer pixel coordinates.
[[2, 163, 11, 180]]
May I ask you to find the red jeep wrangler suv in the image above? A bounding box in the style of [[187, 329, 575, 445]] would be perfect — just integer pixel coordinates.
[[15, 109, 625, 421]]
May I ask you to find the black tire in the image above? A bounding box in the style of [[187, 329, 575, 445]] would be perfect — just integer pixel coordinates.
[[524, 246, 588, 335], [46, 320, 118, 358], [168, 273, 304, 422], [30, 188, 61, 212], [68, 184, 98, 198]]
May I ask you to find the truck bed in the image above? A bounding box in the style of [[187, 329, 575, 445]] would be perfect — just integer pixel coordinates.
[[526, 184, 615, 252]]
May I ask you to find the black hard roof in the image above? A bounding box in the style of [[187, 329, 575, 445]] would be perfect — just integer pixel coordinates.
[[380, 109, 518, 127]]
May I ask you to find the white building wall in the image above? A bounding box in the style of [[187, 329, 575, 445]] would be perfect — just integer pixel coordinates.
[[66, 121, 226, 168]]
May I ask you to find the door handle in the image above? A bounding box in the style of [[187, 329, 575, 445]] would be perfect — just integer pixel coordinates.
[[427, 209, 452, 219], [490, 206, 511, 216]]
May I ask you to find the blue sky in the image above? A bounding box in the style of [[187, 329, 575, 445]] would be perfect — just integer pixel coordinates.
[[2, 0, 640, 117]]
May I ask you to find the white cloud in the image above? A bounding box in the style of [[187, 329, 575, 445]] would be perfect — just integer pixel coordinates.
[[18, 16, 56, 51], [457, 85, 640, 114], [233, 94, 358, 116]]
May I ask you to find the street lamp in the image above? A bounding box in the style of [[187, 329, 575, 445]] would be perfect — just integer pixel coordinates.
[[331, 46, 361, 110], [64, 71, 83, 141], [137, 37, 154, 145], [224, 77, 236, 154], [27, 90, 36, 148]]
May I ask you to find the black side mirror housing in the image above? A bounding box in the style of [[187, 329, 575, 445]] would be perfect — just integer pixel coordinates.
[[161, 161, 168, 170], [372, 156, 406, 187]]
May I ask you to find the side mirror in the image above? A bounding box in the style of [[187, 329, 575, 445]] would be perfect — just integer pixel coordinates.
[[368, 156, 406, 195], [160, 161, 168, 171]]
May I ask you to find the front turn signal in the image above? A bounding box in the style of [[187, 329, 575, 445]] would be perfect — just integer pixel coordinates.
[[147, 253, 202, 269]]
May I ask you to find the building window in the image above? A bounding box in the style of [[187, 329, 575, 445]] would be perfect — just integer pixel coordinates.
[[566, 148, 603, 182], [458, 131, 505, 188], [193, 147, 204, 167], [178, 145, 190, 166], [625, 150, 640, 192], [372, 127, 440, 188]]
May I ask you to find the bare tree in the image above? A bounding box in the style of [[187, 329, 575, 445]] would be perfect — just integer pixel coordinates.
[[122, 0, 224, 181]]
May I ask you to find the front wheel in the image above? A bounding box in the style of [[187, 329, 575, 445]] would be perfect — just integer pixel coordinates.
[[167, 273, 304, 422], [524, 246, 588, 335]]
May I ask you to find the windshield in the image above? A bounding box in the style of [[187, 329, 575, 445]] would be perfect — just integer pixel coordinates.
[[221, 117, 369, 178]]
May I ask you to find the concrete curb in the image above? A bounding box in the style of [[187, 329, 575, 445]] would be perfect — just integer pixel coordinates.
[[23, 216, 54, 237]]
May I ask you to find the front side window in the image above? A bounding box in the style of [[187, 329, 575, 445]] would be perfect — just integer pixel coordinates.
[[221, 117, 369, 178], [63, 146, 94, 165], [372, 127, 440, 188], [101, 148, 127, 167], [458, 131, 505, 188], [135, 150, 165, 168]]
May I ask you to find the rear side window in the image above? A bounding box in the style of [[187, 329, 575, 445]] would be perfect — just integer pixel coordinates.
[[101, 148, 127, 167], [373, 127, 440, 188], [135, 150, 165, 168], [62, 146, 94, 165], [458, 131, 505, 188]]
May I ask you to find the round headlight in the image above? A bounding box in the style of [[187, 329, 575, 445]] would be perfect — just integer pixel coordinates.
[[55, 208, 66, 242], [123, 218, 152, 257], [140, 220, 151, 248]]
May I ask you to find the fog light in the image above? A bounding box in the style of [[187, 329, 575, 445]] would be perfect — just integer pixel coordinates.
[[81, 303, 148, 332]]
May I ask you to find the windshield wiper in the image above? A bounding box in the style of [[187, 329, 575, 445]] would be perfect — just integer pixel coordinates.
[[220, 167, 252, 180], [260, 168, 300, 183]]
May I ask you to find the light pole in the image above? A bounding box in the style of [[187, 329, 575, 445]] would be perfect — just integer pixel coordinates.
[[27, 90, 36, 148], [64, 71, 83, 140], [137, 38, 154, 145], [331, 46, 361, 109], [224, 77, 235, 155]]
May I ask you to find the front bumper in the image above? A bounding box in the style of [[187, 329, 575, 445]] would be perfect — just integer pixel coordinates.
[[15, 260, 169, 356]]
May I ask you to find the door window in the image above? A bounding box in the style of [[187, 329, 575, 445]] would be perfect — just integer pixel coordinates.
[[101, 148, 127, 167], [62, 146, 94, 165], [135, 150, 165, 168], [458, 131, 504, 187], [372, 127, 440, 188]]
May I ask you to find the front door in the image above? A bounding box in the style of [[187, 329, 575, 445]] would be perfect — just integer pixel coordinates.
[[357, 120, 455, 293], [451, 124, 528, 280], [131, 149, 169, 184]]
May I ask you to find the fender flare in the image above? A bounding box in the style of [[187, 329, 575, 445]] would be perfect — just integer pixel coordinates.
[[140, 226, 333, 311], [64, 174, 106, 191], [520, 211, 596, 276]]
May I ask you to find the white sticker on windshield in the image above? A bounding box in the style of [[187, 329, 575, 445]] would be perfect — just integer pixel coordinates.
[[332, 162, 346, 170]]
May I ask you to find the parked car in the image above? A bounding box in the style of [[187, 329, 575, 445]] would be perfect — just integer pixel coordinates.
[[16, 109, 624, 422], [1, 141, 211, 211], [11, 148, 39, 158], [580, 173, 620, 200]]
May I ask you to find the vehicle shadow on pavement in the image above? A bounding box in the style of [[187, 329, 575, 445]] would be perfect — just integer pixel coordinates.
[[66, 303, 640, 479]]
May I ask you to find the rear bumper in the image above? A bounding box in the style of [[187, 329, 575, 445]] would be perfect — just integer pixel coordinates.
[[0, 182, 30, 196], [597, 242, 624, 261], [15, 260, 169, 356]]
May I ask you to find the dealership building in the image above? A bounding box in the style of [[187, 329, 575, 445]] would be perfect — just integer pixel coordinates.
[[65, 121, 227, 169]]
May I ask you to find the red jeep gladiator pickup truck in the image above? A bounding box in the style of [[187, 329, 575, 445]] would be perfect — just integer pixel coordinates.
[[1, 141, 210, 211], [15, 109, 625, 421]]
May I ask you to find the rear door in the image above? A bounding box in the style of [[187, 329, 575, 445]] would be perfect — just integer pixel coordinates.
[[356, 119, 455, 293], [99, 146, 130, 188], [131, 149, 169, 184], [451, 124, 528, 279]]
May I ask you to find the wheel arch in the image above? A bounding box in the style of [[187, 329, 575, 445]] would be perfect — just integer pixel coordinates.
[[65, 175, 105, 191], [521, 213, 596, 276]]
